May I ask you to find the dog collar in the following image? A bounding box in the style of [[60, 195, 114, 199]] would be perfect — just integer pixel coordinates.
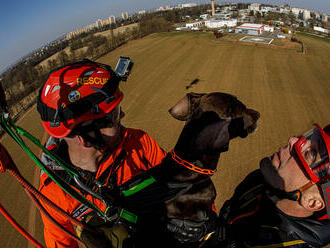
[[169, 150, 216, 175]]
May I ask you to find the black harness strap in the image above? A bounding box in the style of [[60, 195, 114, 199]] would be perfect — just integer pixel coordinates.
[[97, 149, 126, 187]]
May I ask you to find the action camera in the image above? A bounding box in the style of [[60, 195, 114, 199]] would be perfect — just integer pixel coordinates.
[[115, 56, 134, 81]]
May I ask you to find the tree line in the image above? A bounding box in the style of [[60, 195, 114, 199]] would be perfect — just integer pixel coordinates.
[[1, 3, 235, 119], [0, 15, 172, 119]]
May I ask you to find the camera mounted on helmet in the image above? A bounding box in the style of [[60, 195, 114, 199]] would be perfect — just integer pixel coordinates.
[[37, 58, 132, 149], [114, 57, 134, 82]]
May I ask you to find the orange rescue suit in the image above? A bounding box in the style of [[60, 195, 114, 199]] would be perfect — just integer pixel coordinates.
[[39, 128, 166, 248]]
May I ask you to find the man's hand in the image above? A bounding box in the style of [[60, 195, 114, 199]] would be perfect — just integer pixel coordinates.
[[76, 215, 132, 248], [167, 218, 211, 243], [166, 211, 222, 244]]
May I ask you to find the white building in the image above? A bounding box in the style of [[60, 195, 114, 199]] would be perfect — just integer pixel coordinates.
[[264, 25, 274, 32], [223, 6, 234, 12], [314, 12, 322, 20], [213, 13, 231, 19], [249, 3, 260, 12], [279, 7, 290, 14], [200, 14, 210, 20], [180, 3, 197, 8], [314, 26, 329, 34], [122, 12, 129, 20], [239, 9, 249, 16], [235, 23, 265, 35], [157, 5, 172, 11], [186, 21, 204, 29], [303, 9, 311, 20], [261, 6, 277, 13], [205, 19, 238, 28], [175, 27, 189, 31], [138, 10, 146, 15], [109, 16, 116, 24], [96, 19, 102, 28], [291, 7, 303, 17]]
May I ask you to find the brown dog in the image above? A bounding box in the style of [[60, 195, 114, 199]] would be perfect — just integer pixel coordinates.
[[164, 92, 260, 220]]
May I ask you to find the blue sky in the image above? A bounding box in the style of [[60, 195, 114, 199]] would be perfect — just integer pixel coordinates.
[[0, 0, 329, 73]]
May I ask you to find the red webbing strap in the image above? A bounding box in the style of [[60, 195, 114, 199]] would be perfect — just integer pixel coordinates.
[[228, 194, 262, 225], [0, 203, 44, 248], [170, 150, 216, 175], [7, 167, 95, 232], [25, 189, 87, 248]]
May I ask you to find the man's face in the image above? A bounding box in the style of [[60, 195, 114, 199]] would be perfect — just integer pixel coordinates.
[[260, 137, 311, 193], [99, 105, 125, 150], [80, 105, 125, 150]]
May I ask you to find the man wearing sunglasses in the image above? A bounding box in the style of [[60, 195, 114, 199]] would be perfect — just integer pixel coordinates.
[[37, 60, 166, 248], [212, 124, 330, 247], [172, 124, 330, 247]]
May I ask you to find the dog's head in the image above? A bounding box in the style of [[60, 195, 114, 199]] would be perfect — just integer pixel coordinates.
[[169, 92, 260, 169]]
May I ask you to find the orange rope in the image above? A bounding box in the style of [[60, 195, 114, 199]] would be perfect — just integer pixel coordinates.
[[170, 150, 216, 175], [25, 189, 87, 248], [0, 203, 44, 248], [7, 167, 95, 232]]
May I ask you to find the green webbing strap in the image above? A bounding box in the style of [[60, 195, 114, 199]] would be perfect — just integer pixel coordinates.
[[122, 176, 156, 197], [15, 125, 79, 178], [120, 209, 138, 224], [0, 113, 105, 218]]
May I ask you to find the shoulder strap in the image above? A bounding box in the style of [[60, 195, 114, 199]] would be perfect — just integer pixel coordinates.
[[97, 149, 126, 187]]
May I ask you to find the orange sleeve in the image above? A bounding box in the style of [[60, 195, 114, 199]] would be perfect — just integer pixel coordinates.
[[39, 177, 79, 248], [140, 132, 167, 168]]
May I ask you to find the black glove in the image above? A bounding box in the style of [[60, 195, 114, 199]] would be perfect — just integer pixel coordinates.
[[166, 211, 221, 244], [167, 218, 210, 243]]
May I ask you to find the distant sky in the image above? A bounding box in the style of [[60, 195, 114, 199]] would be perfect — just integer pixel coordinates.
[[0, 0, 329, 73]]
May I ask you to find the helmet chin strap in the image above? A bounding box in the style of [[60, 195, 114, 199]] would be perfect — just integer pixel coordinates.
[[264, 181, 316, 202], [264, 183, 301, 201]]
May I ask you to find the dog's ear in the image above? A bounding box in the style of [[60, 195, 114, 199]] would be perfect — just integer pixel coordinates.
[[242, 108, 260, 133], [169, 92, 205, 121], [201, 92, 246, 120]]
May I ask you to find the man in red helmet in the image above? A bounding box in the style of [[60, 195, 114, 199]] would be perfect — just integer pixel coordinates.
[[37, 59, 166, 248], [169, 124, 330, 247]]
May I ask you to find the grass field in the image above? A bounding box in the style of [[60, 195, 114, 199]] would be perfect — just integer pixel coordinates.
[[1, 31, 330, 247]]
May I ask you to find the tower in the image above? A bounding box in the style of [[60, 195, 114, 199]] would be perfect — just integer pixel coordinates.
[[211, 0, 215, 16]]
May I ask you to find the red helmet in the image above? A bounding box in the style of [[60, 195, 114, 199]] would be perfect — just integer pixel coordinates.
[[37, 59, 123, 138], [293, 124, 330, 218], [294, 124, 330, 184]]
